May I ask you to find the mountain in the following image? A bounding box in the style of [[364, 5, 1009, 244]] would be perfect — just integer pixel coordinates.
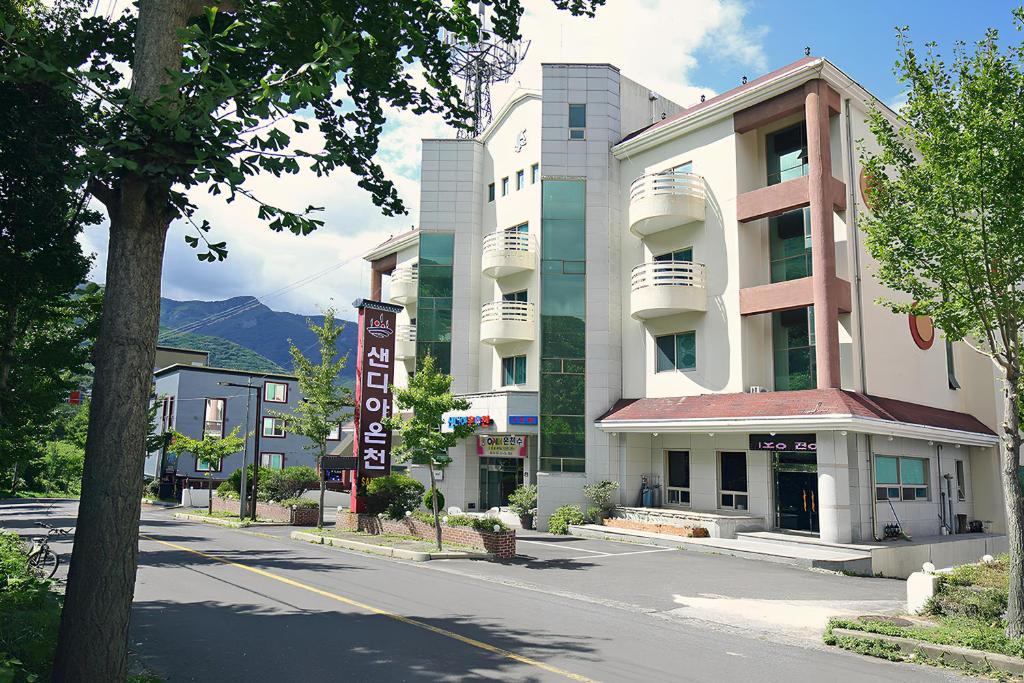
[[158, 327, 284, 374], [158, 296, 358, 382]]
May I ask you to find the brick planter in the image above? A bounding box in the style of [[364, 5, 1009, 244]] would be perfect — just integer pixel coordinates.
[[336, 510, 516, 559], [212, 495, 320, 526]]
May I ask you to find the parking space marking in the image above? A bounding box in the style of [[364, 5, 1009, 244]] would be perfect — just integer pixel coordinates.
[[592, 548, 675, 558], [516, 539, 612, 556], [515, 540, 676, 559]]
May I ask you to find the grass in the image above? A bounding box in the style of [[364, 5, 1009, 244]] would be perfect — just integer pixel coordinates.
[[828, 617, 1024, 658], [0, 489, 79, 500], [0, 531, 64, 680]]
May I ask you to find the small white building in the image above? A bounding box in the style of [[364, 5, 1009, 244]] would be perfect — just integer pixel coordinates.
[[363, 57, 1006, 545]]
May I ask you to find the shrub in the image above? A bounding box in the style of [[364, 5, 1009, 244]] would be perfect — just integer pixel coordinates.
[[40, 440, 84, 495], [366, 474, 425, 520], [0, 532, 63, 680], [224, 465, 276, 495], [582, 480, 619, 517], [548, 504, 585, 535], [411, 510, 436, 526], [927, 584, 1007, 622], [507, 484, 537, 516], [586, 506, 603, 523], [144, 478, 161, 498], [445, 515, 509, 533], [279, 497, 319, 509], [215, 481, 234, 497], [423, 488, 445, 512]]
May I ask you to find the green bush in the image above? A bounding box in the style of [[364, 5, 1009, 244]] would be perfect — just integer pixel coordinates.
[[586, 506, 603, 523], [40, 440, 84, 495], [279, 497, 319, 509], [582, 480, 619, 517], [223, 465, 318, 502], [411, 510, 436, 526], [926, 584, 1007, 622], [145, 478, 161, 498], [445, 515, 509, 533], [0, 532, 63, 680], [507, 484, 537, 516], [215, 481, 235, 497], [423, 488, 445, 512], [548, 504, 585, 535], [224, 464, 275, 494], [366, 474, 425, 520]]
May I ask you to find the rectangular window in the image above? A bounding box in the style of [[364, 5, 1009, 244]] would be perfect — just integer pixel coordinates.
[[203, 398, 225, 438], [653, 247, 693, 262], [772, 306, 816, 390], [666, 450, 690, 506], [416, 233, 455, 375], [516, 169, 525, 190], [502, 289, 528, 303], [501, 355, 527, 386], [568, 104, 586, 140], [719, 452, 748, 509], [956, 460, 966, 501], [947, 341, 961, 390], [264, 381, 288, 403], [260, 453, 284, 470], [195, 455, 221, 472], [766, 122, 808, 186], [488, 183, 495, 202], [874, 455, 929, 501], [501, 177, 509, 196], [655, 331, 696, 372], [505, 222, 528, 233], [531, 163, 539, 184], [262, 416, 286, 438], [769, 208, 812, 283], [328, 423, 342, 441]]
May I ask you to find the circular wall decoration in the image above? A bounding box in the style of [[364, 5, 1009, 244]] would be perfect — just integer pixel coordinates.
[[909, 313, 935, 350], [859, 167, 876, 211]]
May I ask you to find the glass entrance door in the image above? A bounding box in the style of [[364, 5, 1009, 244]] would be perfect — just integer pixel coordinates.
[[773, 452, 818, 532], [479, 457, 524, 510]]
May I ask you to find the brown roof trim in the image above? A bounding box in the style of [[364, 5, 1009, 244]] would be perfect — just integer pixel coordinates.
[[153, 363, 297, 381]]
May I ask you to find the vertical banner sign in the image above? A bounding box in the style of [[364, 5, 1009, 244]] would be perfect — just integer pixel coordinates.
[[351, 299, 403, 512]]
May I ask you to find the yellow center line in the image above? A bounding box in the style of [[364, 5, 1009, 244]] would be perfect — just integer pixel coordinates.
[[140, 534, 598, 683]]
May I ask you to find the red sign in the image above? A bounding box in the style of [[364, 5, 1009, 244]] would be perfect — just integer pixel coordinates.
[[351, 299, 402, 511]]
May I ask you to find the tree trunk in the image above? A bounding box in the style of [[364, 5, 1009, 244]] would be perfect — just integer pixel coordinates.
[[52, 179, 170, 681], [318, 451, 326, 528], [428, 465, 441, 551], [1002, 367, 1024, 638], [208, 472, 213, 515]]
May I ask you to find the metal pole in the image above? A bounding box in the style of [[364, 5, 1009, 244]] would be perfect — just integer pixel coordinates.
[[239, 381, 252, 519], [251, 385, 262, 521]]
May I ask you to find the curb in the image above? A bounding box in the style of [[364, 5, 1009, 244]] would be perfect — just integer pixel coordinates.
[[290, 531, 491, 562], [830, 627, 1024, 676], [173, 512, 251, 529]]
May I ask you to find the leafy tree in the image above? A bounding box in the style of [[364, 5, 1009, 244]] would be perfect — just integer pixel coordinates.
[[39, 441, 85, 496], [383, 355, 477, 550], [278, 310, 352, 526], [167, 427, 245, 514], [860, 10, 1024, 636], [3, 0, 603, 676]]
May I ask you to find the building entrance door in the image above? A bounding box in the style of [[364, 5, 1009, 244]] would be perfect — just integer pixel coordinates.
[[773, 452, 818, 532], [479, 457, 524, 510]]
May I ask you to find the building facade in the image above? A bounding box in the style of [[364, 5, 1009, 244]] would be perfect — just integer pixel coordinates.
[[365, 57, 1005, 543]]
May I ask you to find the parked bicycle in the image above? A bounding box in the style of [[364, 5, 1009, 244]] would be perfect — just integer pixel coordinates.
[[27, 522, 72, 579]]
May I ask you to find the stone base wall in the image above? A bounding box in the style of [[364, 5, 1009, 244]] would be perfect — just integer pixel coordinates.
[[212, 495, 319, 525], [601, 517, 710, 538], [336, 510, 516, 558]]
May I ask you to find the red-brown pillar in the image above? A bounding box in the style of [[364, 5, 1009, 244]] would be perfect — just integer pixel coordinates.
[[805, 79, 840, 389], [370, 270, 383, 301]]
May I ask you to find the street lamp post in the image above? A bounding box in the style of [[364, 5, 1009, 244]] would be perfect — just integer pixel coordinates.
[[218, 380, 262, 521]]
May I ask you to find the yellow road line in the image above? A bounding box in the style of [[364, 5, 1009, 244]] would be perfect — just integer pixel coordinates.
[[140, 534, 598, 683]]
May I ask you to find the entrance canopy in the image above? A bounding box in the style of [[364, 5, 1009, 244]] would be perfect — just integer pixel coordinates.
[[595, 389, 997, 447]]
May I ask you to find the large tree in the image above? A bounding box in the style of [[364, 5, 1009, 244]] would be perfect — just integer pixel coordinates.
[[861, 10, 1024, 636], [4, 0, 604, 678]]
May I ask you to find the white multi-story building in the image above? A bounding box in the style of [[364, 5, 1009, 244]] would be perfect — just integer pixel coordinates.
[[363, 57, 1006, 545]]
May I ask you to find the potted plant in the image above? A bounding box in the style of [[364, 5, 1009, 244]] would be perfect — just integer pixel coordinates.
[[508, 484, 537, 530]]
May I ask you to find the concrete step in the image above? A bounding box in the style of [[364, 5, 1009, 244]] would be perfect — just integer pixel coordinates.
[[570, 524, 873, 575], [737, 531, 879, 552]]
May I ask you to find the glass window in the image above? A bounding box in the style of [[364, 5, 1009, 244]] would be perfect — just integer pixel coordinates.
[[667, 451, 690, 505], [719, 452, 748, 509], [264, 381, 288, 403], [769, 208, 812, 283], [501, 177, 509, 195], [262, 416, 286, 438], [328, 424, 341, 440], [204, 398, 225, 438], [502, 355, 527, 386], [772, 306, 816, 390], [766, 122, 808, 185], [516, 169, 525, 190], [654, 247, 693, 262], [419, 232, 454, 266], [654, 332, 695, 372], [531, 163, 539, 184], [874, 455, 929, 501], [502, 290, 528, 303], [261, 453, 284, 470], [956, 460, 966, 501], [417, 233, 455, 374], [195, 455, 220, 472], [488, 183, 495, 202], [568, 104, 586, 139], [506, 222, 528, 233], [874, 455, 899, 484]]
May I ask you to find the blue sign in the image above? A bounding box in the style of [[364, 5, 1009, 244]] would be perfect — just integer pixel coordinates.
[[508, 415, 538, 425]]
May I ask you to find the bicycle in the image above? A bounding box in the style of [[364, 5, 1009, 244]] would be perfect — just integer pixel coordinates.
[[26, 522, 71, 579]]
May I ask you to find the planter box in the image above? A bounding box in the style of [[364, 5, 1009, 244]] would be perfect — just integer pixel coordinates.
[[336, 510, 516, 559], [212, 495, 319, 526], [601, 517, 710, 538]]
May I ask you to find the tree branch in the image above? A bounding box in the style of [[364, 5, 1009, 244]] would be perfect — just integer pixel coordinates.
[[86, 178, 115, 209]]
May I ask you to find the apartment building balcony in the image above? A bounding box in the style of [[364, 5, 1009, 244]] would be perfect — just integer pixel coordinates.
[[630, 261, 707, 320], [395, 325, 416, 361], [389, 266, 418, 306], [480, 301, 536, 345], [628, 171, 706, 237], [481, 231, 537, 278]]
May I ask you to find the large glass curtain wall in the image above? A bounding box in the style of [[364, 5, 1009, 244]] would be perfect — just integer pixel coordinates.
[[772, 306, 816, 390], [539, 180, 586, 473], [769, 208, 812, 283], [415, 233, 455, 374]]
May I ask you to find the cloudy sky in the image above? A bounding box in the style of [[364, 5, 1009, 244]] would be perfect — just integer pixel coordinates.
[[79, 0, 1020, 320]]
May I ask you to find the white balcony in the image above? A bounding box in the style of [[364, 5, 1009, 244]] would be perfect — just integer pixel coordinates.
[[480, 301, 536, 345], [630, 261, 707, 320], [389, 266, 418, 306], [628, 171, 706, 237], [395, 325, 416, 361], [481, 231, 537, 278]]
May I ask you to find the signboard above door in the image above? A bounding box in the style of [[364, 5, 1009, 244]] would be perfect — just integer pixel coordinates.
[[477, 435, 526, 458], [748, 433, 817, 452]]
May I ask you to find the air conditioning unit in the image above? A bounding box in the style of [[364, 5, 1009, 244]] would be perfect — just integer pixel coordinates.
[[748, 385, 771, 394]]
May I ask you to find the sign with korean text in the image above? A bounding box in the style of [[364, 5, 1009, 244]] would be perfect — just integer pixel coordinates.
[[477, 435, 526, 458], [748, 433, 817, 452], [352, 299, 402, 494], [447, 415, 492, 429]]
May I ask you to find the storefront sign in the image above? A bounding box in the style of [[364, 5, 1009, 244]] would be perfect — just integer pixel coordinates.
[[477, 435, 526, 458], [448, 415, 492, 429], [508, 415, 538, 425], [749, 433, 817, 452], [352, 299, 402, 510]]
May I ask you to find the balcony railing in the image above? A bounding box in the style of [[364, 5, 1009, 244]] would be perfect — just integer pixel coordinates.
[[628, 171, 706, 237], [480, 300, 536, 345], [481, 231, 537, 278], [395, 324, 416, 360], [630, 261, 708, 320], [389, 266, 418, 306]]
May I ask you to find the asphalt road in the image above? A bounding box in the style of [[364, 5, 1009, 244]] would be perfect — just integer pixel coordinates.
[[1, 500, 977, 682]]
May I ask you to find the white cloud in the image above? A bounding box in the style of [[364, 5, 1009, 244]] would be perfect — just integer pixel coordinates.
[[80, 0, 767, 318]]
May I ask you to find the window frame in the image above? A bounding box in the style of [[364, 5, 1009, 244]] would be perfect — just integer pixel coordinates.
[[874, 454, 930, 502], [502, 289, 528, 303], [501, 177, 509, 196], [203, 398, 226, 438], [665, 450, 691, 507], [568, 103, 587, 140], [260, 452, 285, 470], [195, 454, 223, 472], [655, 331, 697, 373], [530, 163, 539, 184], [488, 182, 495, 202], [955, 459, 966, 501], [718, 451, 749, 510], [516, 169, 525, 191], [501, 355, 527, 387], [263, 381, 289, 403], [327, 423, 342, 441], [262, 415, 287, 439]]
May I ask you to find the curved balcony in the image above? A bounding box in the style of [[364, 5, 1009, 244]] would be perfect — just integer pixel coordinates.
[[395, 325, 417, 361], [481, 231, 537, 278], [389, 266, 418, 306], [480, 301, 536, 345], [630, 261, 707, 320], [628, 171, 706, 237]]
